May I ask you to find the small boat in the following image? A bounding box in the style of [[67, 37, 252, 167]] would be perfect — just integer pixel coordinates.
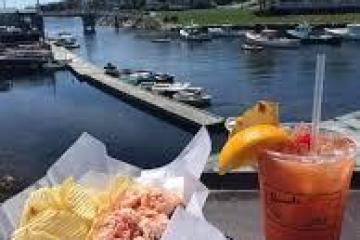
[[57, 31, 73, 37], [54, 32, 76, 47], [208, 27, 226, 38], [123, 21, 135, 29], [154, 73, 175, 83], [42, 59, 66, 71], [130, 71, 156, 85], [151, 82, 191, 96], [104, 63, 120, 77], [287, 23, 342, 45], [208, 24, 241, 38], [241, 44, 264, 51], [119, 70, 154, 85], [151, 38, 171, 43], [179, 24, 212, 42], [139, 81, 155, 90], [325, 24, 360, 40], [63, 40, 80, 49], [120, 68, 133, 75], [172, 88, 212, 107], [245, 30, 300, 49]]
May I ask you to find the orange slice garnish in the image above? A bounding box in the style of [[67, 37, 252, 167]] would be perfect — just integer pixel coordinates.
[[219, 124, 290, 174]]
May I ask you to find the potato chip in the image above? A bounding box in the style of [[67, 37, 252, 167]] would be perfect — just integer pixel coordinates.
[[19, 187, 60, 227], [109, 176, 131, 205], [50, 185, 67, 210], [12, 228, 59, 240], [18, 210, 89, 240], [13, 211, 59, 240], [63, 180, 97, 221], [93, 190, 111, 213], [15, 177, 132, 240], [92, 176, 132, 213]]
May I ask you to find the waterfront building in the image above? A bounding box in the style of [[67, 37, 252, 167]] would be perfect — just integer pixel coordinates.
[[259, 0, 360, 13], [146, 0, 210, 10], [0, 8, 43, 43]]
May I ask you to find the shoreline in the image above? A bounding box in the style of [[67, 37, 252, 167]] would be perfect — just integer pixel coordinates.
[[157, 9, 360, 27], [95, 10, 360, 31]]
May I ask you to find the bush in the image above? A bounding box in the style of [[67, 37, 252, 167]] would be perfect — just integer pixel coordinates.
[[163, 15, 170, 22], [170, 15, 179, 22]]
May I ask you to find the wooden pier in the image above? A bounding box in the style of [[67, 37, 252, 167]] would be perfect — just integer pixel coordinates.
[[51, 45, 224, 128]]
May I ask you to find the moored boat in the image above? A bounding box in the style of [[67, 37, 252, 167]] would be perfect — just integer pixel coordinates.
[[241, 44, 264, 51], [245, 30, 300, 49], [208, 27, 226, 38], [325, 24, 360, 40], [104, 63, 120, 77], [42, 59, 66, 71], [151, 38, 171, 43], [154, 73, 175, 83], [208, 24, 242, 38], [179, 24, 212, 42], [172, 88, 212, 107], [63, 40, 80, 49], [119, 70, 175, 86], [151, 82, 191, 96], [287, 23, 342, 45]]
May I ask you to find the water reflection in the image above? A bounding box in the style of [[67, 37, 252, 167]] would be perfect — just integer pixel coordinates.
[[0, 69, 193, 197], [242, 50, 276, 77], [0, 80, 13, 92]]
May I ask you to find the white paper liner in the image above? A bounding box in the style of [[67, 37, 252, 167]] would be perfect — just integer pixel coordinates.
[[0, 127, 226, 240]]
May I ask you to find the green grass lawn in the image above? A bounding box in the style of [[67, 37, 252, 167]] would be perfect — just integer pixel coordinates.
[[159, 8, 360, 26]]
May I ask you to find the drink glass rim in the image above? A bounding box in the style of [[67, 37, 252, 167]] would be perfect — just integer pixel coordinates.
[[264, 123, 358, 163], [224, 118, 358, 163]]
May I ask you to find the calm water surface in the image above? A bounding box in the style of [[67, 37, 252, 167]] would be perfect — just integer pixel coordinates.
[[0, 71, 192, 195], [1, 17, 360, 195], [45, 17, 360, 121]]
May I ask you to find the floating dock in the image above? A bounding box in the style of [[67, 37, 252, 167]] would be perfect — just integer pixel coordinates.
[[51, 45, 224, 128]]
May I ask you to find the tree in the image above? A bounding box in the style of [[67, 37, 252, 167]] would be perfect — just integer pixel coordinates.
[[65, 0, 81, 9]]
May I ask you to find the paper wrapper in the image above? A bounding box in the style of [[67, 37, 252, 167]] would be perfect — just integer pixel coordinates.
[[0, 127, 227, 240]]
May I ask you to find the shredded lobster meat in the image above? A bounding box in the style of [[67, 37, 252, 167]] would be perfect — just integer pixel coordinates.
[[92, 187, 183, 240]]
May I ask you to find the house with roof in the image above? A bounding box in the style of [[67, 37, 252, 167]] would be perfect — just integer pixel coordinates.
[[259, 0, 360, 13]]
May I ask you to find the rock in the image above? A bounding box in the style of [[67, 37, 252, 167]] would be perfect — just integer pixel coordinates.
[[0, 174, 16, 191]]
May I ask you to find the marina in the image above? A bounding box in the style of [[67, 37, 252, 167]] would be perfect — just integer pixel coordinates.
[[103, 63, 211, 107], [51, 44, 224, 128]]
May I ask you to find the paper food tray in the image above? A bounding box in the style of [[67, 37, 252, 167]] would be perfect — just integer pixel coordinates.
[[0, 127, 227, 240]]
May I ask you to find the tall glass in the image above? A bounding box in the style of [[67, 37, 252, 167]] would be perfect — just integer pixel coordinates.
[[257, 128, 357, 240]]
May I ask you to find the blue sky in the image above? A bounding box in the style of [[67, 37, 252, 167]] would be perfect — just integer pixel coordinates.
[[4, 0, 61, 8]]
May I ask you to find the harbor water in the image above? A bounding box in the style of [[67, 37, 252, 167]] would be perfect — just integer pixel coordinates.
[[1, 17, 360, 197]]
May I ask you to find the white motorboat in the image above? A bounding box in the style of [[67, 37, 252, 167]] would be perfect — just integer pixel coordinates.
[[179, 24, 212, 41], [245, 30, 300, 49], [325, 24, 360, 40], [151, 82, 191, 95], [54, 32, 74, 45], [54, 32, 80, 49], [139, 81, 155, 90], [172, 88, 212, 107], [208, 25, 242, 38], [287, 23, 342, 45], [241, 44, 264, 51], [151, 38, 171, 43]]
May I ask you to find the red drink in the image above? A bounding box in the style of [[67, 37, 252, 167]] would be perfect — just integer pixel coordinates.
[[258, 127, 356, 240]]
